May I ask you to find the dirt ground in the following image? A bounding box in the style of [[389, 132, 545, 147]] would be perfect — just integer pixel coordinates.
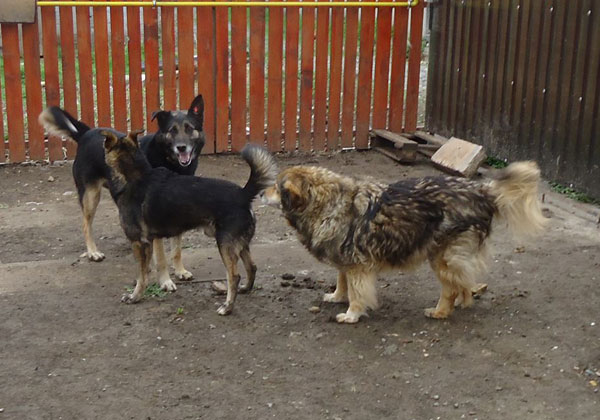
[[0, 150, 599, 420]]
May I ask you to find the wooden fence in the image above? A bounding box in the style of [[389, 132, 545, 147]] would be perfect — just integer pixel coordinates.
[[0, 1, 424, 163], [426, 0, 600, 199]]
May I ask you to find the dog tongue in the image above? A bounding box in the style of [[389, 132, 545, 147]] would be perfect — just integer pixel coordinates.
[[178, 152, 191, 165]]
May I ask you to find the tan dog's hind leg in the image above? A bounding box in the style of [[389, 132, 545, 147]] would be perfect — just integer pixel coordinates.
[[80, 183, 105, 261], [323, 271, 349, 303], [154, 239, 177, 292], [238, 247, 257, 293], [216, 244, 241, 316], [172, 235, 193, 280], [336, 270, 377, 324], [122, 241, 153, 303]]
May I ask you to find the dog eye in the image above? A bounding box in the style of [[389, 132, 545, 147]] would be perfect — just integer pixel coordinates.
[[170, 126, 178, 135], [184, 124, 193, 134]]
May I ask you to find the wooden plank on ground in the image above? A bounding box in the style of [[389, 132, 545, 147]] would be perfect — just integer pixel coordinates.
[[355, 6, 376, 149], [230, 6, 247, 151], [22, 20, 45, 160], [431, 137, 487, 177], [267, 6, 284, 152], [327, 6, 344, 150], [298, 6, 315, 151], [111, 5, 128, 132], [249, 7, 266, 146], [284, 7, 300, 151]]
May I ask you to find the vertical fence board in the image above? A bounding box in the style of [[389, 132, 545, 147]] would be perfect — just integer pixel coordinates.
[[22, 21, 45, 160], [447, 0, 464, 132], [161, 7, 176, 111], [0, 54, 4, 161], [456, 2, 472, 139], [249, 8, 266, 145], [127, 7, 144, 131], [405, 0, 424, 132], [284, 7, 300, 151], [111, 5, 128, 133], [499, 0, 519, 125], [178, 7, 196, 110], [313, 3, 330, 150], [93, 7, 111, 127], [429, 0, 449, 132], [267, 7, 284, 151], [58, 6, 77, 157], [214, 7, 229, 152], [492, 0, 510, 120], [1, 24, 26, 162], [197, 5, 215, 154], [327, 6, 344, 150], [143, 7, 160, 132], [230, 7, 247, 150], [388, 6, 408, 132], [299, 7, 315, 151], [76, 7, 95, 126], [355, 7, 375, 148], [372, 5, 392, 130], [341, 8, 358, 147], [581, 1, 600, 173]]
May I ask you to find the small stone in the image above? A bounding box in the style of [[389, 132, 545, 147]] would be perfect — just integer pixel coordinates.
[[309, 306, 321, 313], [453, 403, 459, 409], [48, 176, 55, 182], [495, 386, 503, 391], [267, 403, 273, 408], [209, 324, 216, 329], [63, 191, 74, 196], [280, 281, 291, 287], [433, 395, 440, 400], [281, 273, 295, 280]]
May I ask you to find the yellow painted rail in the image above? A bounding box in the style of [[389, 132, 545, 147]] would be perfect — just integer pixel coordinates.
[[37, 1, 418, 7]]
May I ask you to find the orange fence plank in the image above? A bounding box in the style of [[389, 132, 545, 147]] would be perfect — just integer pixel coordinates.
[[110, 5, 128, 133], [1, 24, 26, 162], [94, 7, 111, 127], [372, 5, 393, 130], [0, 31, 4, 161], [249, 8, 266, 145], [59, 6, 77, 158], [178, 7, 195, 110], [327, 6, 344, 150], [313, 3, 330, 151], [388, 6, 409, 132], [76, 6, 95, 125], [161, 6, 176, 110], [127, 7, 144, 131], [355, 7, 376, 149], [215, 7, 229, 152], [143, 7, 160, 132], [284, 7, 300, 151], [230, 7, 247, 151], [299, 7, 315, 151], [405, 1, 424, 132], [267, 7, 284, 151], [22, 21, 45, 160], [341, 8, 359, 148], [197, 5, 215, 154]]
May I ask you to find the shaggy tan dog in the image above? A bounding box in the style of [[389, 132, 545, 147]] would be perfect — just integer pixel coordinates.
[[262, 162, 546, 323]]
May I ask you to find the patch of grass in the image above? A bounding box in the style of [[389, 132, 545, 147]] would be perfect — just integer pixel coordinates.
[[176, 307, 184, 315], [549, 182, 600, 205], [485, 156, 509, 169], [125, 283, 167, 298]]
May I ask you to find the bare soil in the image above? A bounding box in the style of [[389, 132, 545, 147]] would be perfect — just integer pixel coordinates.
[[0, 151, 599, 420]]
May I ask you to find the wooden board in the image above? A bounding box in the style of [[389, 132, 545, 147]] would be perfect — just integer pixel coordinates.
[[22, 20, 45, 160], [298, 7, 315, 151], [249, 8, 266, 145], [327, 7, 344, 150], [284, 7, 300, 151], [312, 2, 330, 151], [111, 5, 128, 133], [127, 7, 144, 132], [230, 6, 247, 151], [93, 6, 111, 127], [266, 6, 284, 152], [197, 4, 215, 154]]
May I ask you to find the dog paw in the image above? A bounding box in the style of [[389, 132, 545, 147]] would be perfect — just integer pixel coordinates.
[[80, 251, 105, 262], [335, 311, 361, 324], [323, 292, 348, 303], [238, 284, 253, 294], [121, 293, 141, 304], [175, 269, 193, 281], [160, 278, 177, 292], [424, 307, 449, 319], [216, 303, 233, 316]]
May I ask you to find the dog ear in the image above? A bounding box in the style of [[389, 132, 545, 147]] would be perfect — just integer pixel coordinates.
[[126, 129, 144, 147], [151, 110, 171, 130], [187, 94, 204, 129], [280, 179, 305, 209], [101, 130, 119, 151]]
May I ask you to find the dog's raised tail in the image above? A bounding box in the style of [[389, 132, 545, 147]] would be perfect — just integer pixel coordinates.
[[241, 144, 278, 200], [38, 106, 90, 143], [489, 161, 547, 237]]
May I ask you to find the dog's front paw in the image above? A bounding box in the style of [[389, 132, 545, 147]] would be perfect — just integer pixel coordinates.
[[121, 293, 141, 304], [216, 303, 233, 316], [175, 269, 193, 281], [424, 307, 450, 319], [323, 292, 348, 303], [335, 311, 361, 324], [80, 251, 105, 262], [160, 278, 177, 292]]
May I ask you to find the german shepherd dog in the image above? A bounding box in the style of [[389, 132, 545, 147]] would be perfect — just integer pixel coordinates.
[[102, 130, 277, 315], [262, 163, 547, 323], [38, 95, 205, 292]]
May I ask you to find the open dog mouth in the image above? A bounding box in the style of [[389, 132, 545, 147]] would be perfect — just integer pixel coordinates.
[[176, 149, 194, 167]]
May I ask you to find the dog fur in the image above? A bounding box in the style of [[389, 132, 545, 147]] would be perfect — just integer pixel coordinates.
[[38, 95, 205, 291], [102, 130, 277, 315], [262, 162, 547, 323]]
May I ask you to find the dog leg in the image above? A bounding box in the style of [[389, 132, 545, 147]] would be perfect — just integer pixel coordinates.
[[238, 247, 257, 293], [122, 241, 153, 303], [336, 271, 377, 324], [425, 258, 459, 319], [216, 245, 240, 316], [324, 271, 349, 303], [172, 235, 193, 280], [154, 239, 177, 292], [80, 183, 105, 261]]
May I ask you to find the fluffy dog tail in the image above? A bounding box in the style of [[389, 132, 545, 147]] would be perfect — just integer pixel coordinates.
[[241, 144, 278, 200], [488, 161, 547, 237], [38, 106, 90, 143]]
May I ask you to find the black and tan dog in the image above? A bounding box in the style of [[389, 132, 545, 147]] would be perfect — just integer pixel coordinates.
[[262, 162, 547, 323], [102, 130, 277, 315], [38, 95, 205, 291]]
